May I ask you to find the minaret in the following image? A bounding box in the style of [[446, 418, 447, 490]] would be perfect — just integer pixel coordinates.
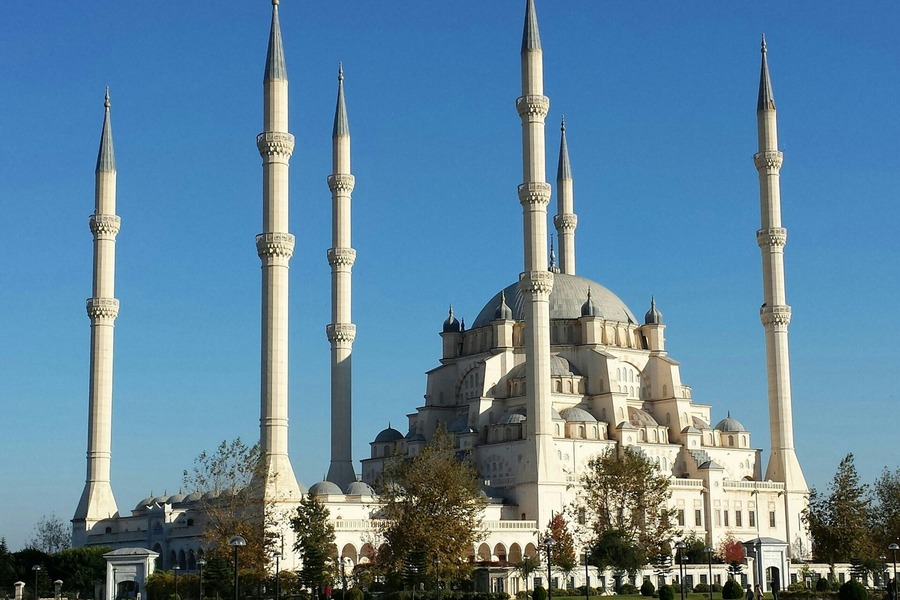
[[754, 37, 807, 493], [73, 89, 121, 545], [553, 117, 576, 275], [256, 0, 301, 499], [516, 0, 558, 523], [325, 64, 357, 490]]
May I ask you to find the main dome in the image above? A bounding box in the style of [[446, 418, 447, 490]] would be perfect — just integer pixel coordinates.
[[472, 273, 637, 328]]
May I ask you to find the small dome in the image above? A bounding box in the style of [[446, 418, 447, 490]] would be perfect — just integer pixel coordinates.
[[494, 291, 513, 321], [498, 410, 527, 424], [581, 287, 599, 317], [167, 493, 187, 504], [184, 491, 203, 503], [202, 489, 221, 501], [152, 495, 168, 504], [699, 460, 725, 470], [617, 421, 637, 430], [406, 433, 426, 442], [560, 406, 596, 422], [374, 426, 404, 443], [345, 481, 376, 496], [507, 356, 582, 379], [681, 426, 701, 434], [644, 296, 663, 325], [443, 306, 461, 333], [628, 407, 659, 428], [692, 416, 710, 430], [135, 496, 155, 510], [715, 413, 746, 432], [309, 480, 343, 496]]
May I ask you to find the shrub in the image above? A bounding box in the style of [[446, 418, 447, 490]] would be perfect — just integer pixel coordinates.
[[642, 580, 657, 597], [532, 586, 547, 600], [722, 580, 744, 599], [838, 580, 867, 600], [695, 583, 711, 593], [816, 579, 831, 592], [659, 585, 675, 600], [347, 589, 365, 600], [621, 583, 640, 595]]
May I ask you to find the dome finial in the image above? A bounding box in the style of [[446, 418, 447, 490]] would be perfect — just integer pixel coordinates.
[[338, 62, 344, 81], [495, 290, 513, 321], [761, 34, 767, 54], [272, 0, 279, 6], [549, 236, 560, 273], [104, 87, 110, 110], [443, 305, 461, 333], [560, 115, 566, 132]]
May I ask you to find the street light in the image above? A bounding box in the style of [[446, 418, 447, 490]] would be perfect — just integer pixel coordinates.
[[888, 543, 899, 600], [173, 566, 180, 600], [112, 568, 117, 600], [674, 542, 687, 600], [339, 555, 346, 600], [32, 565, 41, 600], [273, 551, 281, 600], [197, 558, 207, 600], [583, 548, 591, 600], [543, 535, 556, 600], [228, 535, 247, 600], [705, 547, 714, 600]]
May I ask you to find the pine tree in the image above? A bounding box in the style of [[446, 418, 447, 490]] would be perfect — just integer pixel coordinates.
[[290, 493, 336, 594]]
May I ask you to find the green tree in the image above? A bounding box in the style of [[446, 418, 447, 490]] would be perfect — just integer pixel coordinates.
[[514, 555, 540, 592], [53, 546, 110, 598], [0, 538, 17, 591], [870, 467, 900, 551], [547, 514, 577, 587], [579, 447, 676, 565], [589, 529, 645, 582], [182, 438, 275, 575], [803, 454, 873, 565], [290, 492, 336, 594], [27, 515, 71, 554], [377, 427, 485, 587]]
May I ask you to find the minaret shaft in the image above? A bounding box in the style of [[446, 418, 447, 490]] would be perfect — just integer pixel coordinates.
[[326, 69, 357, 488], [74, 92, 121, 545], [257, 1, 300, 500], [754, 40, 807, 492], [517, 0, 556, 523]]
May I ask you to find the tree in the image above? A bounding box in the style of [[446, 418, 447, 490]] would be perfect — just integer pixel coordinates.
[[290, 493, 336, 594], [377, 427, 485, 587], [514, 555, 540, 592], [803, 454, 873, 565], [579, 447, 676, 563], [870, 468, 900, 551], [27, 515, 71, 554], [717, 535, 745, 578], [547, 514, 578, 587], [589, 529, 645, 583], [53, 546, 110, 598], [182, 438, 275, 574]]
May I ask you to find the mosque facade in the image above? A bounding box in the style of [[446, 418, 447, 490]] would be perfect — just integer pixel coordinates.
[[70, 0, 811, 593]]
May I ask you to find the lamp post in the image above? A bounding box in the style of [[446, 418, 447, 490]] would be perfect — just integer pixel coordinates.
[[32, 565, 41, 600], [705, 547, 714, 600], [543, 535, 556, 600], [112, 568, 117, 600], [273, 551, 281, 600], [228, 535, 247, 600], [173, 565, 180, 600], [889, 543, 899, 600], [197, 558, 207, 600], [675, 542, 686, 600], [583, 548, 591, 600], [340, 555, 347, 600]]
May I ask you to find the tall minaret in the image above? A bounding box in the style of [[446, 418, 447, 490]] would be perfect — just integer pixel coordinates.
[[325, 64, 357, 490], [754, 37, 807, 495], [553, 117, 576, 275], [73, 89, 121, 546], [516, 0, 558, 524], [256, 0, 301, 500]]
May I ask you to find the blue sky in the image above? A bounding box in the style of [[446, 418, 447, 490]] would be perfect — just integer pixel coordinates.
[[1, 1, 898, 550]]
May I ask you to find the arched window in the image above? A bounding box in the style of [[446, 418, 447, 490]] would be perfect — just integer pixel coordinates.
[[578, 426, 585, 438], [728, 435, 735, 447]]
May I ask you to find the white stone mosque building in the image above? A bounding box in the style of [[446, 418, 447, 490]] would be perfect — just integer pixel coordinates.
[[71, 0, 815, 594]]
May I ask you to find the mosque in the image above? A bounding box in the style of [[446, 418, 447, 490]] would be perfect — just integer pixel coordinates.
[[71, 0, 811, 594]]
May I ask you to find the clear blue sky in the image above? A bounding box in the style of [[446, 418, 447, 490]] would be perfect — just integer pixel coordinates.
[[2, 1, 898, 550]]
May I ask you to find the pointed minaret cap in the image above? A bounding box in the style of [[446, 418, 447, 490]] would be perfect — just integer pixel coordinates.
[[521, 0, 542, 53], [494, 290, 514, 321], [443, 305, 461, 333], [581, 287, 599, 317], [557, 115, 572, 181], [96, 87, 116, 173], [549, 237, 560, 274], [757, 35, 775, 112], [644, 295, 663, 325], [264, 0, 287, 82], [333, 63, 350, 137]]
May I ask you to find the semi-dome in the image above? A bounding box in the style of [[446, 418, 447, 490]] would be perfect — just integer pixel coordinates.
[[507, 355, 582, 379], [715, 413, 746, 432], [498, 410, 527, 424], [374, 426, 403, 443], [472, 273, 637, 329], [309, 480, 343, 496], [559, 406, 596, 422], [628, 407, 659, 428], [692, 416, 710, 430]]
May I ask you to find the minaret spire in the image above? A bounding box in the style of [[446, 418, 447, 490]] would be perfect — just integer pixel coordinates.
[[554, 115, 577, 274], [753, 37, 808, 553], [74, 89, 122, 545], [326, 63, 358, 490], [257, 0, 301, 500], [516, 0, 558, 526]]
